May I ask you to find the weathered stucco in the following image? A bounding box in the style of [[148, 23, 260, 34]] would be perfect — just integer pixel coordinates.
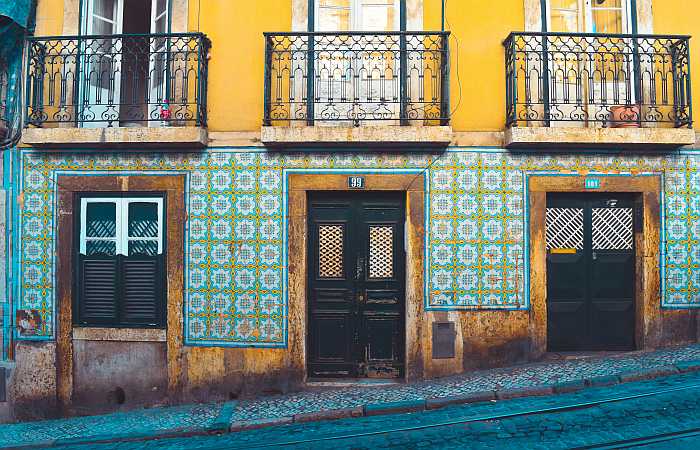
[[506, 127, 696, 149], [22, 127, 208, 149], [10, 342, 57, 421]]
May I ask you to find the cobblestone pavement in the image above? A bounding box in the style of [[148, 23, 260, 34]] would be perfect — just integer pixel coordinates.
[[2, 343, 700, 448], [227, 343, 700, 422], [60, 370, 700, 449]]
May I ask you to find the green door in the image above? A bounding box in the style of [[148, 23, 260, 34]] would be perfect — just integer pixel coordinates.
[[307, 191, 406, 378], [546, 193, 636, 351]]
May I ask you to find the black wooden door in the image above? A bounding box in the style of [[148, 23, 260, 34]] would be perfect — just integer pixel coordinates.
[[546, 193, 635, 351], [307, 191, 406, 378]]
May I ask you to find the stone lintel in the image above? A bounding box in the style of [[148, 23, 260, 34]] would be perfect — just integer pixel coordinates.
[[21, 126, 208, 149], [72, 327, 167, 342], [261, 125, 452, 148], [505, 126, 696, 150]]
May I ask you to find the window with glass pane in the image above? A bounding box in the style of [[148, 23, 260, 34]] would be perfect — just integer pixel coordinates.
[[76, 195, 165, 328], [550, 0, 580, 32], [85, 202, 117, 256], [317, 0, 351, 31], [590, 0, 624, 34]]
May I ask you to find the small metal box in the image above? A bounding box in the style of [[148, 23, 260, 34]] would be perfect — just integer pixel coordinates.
[[432, 321, 456, 359]]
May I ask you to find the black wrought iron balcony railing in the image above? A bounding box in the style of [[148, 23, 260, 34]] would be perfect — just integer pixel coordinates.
[[263, 31, 450, 126], [26, 33, 210, 128], [504, 32, 692, 128]]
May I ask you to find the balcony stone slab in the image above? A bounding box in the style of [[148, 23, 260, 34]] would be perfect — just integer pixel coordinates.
[[505, 126, 696, 150], [21, 126, 208, 149], [261, 126, 452, 149]]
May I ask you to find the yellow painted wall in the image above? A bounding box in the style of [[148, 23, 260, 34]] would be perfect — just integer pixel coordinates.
[[30, 0, 700, 133], [189, 0, 290, 132], [653, 0, 700, 131], [425, 0, 524, 132], [34, 0, 64, 36]]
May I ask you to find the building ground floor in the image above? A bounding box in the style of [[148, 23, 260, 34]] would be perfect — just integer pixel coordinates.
[[4, 147, 700, 420]]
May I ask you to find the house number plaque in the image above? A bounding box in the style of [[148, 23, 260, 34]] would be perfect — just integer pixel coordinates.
[[348, 176, 365, 189]]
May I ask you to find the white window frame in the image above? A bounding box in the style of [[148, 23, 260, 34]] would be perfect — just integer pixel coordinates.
[[80, 197, 164, 256], [545, 0, 632, 34], [315, 0, 400, 31]]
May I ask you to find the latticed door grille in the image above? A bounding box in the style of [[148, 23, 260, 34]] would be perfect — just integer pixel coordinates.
[[592, 208, 633, 250], [318, 224, 344, 278], [369, 225, 394, 279], [546, 208, 584, 250]]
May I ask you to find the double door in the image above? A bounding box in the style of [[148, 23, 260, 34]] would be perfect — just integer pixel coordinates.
[[307, 192, 405, 378], [546, 193, 636, 351], [546, 0, 635, 125], [81, 0, 169, 127]]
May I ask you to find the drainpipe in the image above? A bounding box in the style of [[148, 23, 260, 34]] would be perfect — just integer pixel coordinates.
[[441, 0, 445, 31]]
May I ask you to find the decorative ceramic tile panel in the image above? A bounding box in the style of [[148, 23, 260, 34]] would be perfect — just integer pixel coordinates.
[[15, 149, 700, 344]]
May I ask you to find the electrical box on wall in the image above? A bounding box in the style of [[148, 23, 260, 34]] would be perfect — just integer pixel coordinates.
[[432, 321, 456, 359]]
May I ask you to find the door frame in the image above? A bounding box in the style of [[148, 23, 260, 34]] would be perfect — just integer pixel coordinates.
[[528, 174, 661, 356], [286, 172, 426, 382]]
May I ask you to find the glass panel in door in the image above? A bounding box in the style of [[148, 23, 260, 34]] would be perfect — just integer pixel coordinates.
[[149, 0, 170, 126], [81, 0, 124, 127], [314, 0, 399, 125], [546, 0, 633, 127]]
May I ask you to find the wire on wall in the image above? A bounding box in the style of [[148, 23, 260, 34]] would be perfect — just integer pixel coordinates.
[[444, 0, 462, 119]]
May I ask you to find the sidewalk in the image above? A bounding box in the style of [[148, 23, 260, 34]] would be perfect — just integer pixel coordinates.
[[2, 343, 700, 448]]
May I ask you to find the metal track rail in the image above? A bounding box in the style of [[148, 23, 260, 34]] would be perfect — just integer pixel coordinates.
[[578, 428, 700, 449], [234, 382, 700, 449]]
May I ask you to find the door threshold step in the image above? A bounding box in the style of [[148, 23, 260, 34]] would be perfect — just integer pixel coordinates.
[[306, 378, 403, 388]]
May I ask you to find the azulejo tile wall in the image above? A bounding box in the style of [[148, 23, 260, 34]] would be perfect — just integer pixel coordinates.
[[16, 149, 700, 345]]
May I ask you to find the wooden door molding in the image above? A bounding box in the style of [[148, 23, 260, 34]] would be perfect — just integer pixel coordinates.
[[528, 175, 661, 357], [287, 173, 425, 382]]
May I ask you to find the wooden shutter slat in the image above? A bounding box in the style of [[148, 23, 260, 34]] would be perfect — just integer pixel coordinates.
[[121, 258, 161, 323], [80, 258, 118, 320]]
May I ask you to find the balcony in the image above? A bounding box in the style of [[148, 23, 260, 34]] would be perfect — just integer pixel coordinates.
[[23, 33, 210, 148], [503, 32, 695, 149], [261, 31, 452, 148]]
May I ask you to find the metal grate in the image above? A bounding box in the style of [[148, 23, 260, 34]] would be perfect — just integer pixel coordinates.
[[318, 225, 344, 278], [369, 225, 394, 279], [592, 208, 633, 250], [546, 208, 584, 250]]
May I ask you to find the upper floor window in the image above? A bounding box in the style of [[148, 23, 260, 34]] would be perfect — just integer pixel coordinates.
[[547, 0, 631, 33], [83, 0, 169, 36], [75, 195, 166, 328], [316, 0, 400, 31]]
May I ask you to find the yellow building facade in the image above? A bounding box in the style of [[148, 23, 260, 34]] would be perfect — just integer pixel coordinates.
[[7, 0, 700, 418]]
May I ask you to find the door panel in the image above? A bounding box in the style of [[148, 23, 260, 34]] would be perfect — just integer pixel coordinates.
[[546, 193, 635, 351], [308, 191, 405, 378]]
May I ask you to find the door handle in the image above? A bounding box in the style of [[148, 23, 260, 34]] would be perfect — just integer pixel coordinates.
[[592, 251, 597, 260]]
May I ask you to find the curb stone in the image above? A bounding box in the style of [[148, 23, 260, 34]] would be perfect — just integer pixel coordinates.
[[552, 379, 587, 394], [496, 385, 554, 400], [229, 416, 294, 432], [585, 374, 621, 387], [618, 365, 679, 383], [364, 399, 426, 416], [425, 390, 496, 410], [293, 406, 363, 423], [675, 359, 700, 373]]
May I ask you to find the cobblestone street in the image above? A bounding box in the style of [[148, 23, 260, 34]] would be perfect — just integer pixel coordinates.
[[2, 344, 700, 448], [56, 368, 700, 449]]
